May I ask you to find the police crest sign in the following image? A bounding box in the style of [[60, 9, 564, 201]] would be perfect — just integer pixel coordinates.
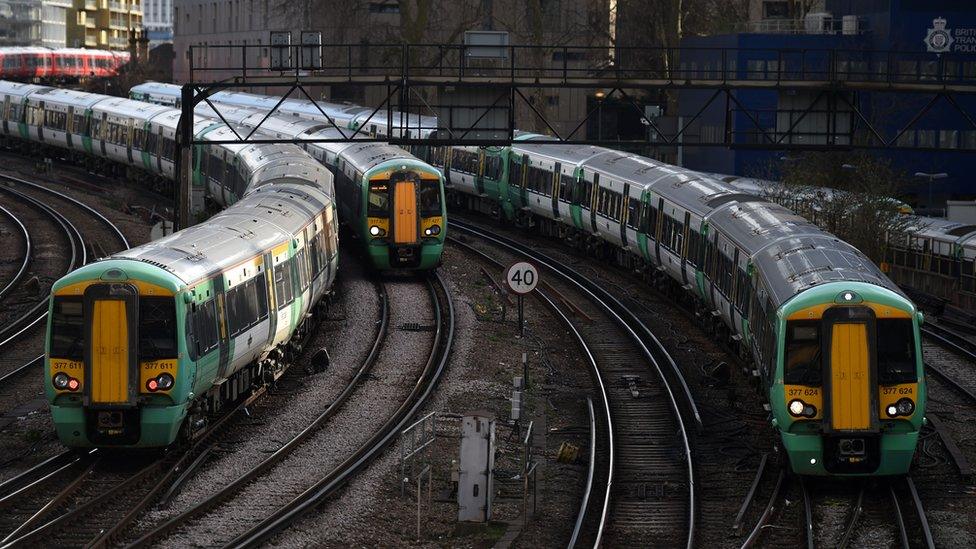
[[924, 17, 954, 53]]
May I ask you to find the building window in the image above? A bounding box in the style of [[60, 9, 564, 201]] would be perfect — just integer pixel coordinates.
[[368, 2, 399, 13], [917, 129, 935, 148], [763, 1, 789, 18], [939, 129, 958, 149]]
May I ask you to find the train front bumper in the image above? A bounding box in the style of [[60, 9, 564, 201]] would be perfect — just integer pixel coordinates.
[[50, 403, 187, 448], [368, 240, 443, 270], [782, 430, 919, 476]]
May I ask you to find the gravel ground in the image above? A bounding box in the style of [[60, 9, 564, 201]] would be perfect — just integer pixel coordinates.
[[271, 244, 597, 548], [133, 263, 442, 547]]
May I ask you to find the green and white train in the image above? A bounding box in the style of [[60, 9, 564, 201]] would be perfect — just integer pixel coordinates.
[[0, 80, 339, 448], [130, 82, 447, 271]]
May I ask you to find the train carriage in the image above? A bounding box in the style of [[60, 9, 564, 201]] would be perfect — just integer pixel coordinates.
[[132, 84, 447, 271], [48, 182, 338, 447]]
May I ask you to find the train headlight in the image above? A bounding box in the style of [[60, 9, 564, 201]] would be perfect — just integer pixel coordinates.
[[369, 225, 386, 237], [886, 405, 898, 417], [802, 404, 817, 418], [52, 372, 70, 390], [424, 224, 441, 236], [788, 399, 805, 417], [156, 373, 175, 391], [896, 398, 914, 416], [67, 378, 79, 391]]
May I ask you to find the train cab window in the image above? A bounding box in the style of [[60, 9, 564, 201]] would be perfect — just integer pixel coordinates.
[[50, 296, 84, 360], [877, 319, 917, 384], [784, 321, 822, 385], [139, 297, 177, 360], [419, 180, 441, 217], [368, 181, 390, 216]]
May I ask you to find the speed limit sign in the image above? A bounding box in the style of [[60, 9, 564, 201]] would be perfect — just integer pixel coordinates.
[[505, 261, 539, 294]]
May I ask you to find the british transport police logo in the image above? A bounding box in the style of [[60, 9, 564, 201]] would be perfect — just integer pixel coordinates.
[[924, 17, 954, 53]]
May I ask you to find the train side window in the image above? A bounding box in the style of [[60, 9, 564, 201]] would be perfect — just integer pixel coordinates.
[[877, 319, 917, 384], [249, 276, 269, 321], [193, 299, 219, 356], [50, 296, 84, 360], [485, 155, 502, 180], [139, 297, 178, 360], [626, 198, 641, 230], [225, 286, 246, 336], [295, 248, 310, 290], [274, 260, 294, 307], [784, 321, 822, 386], [559, 174, 574, 202], [687, 229, 701, 267]]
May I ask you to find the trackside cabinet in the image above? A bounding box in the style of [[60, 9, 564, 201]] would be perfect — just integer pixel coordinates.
[[457, 410, 496, 522]]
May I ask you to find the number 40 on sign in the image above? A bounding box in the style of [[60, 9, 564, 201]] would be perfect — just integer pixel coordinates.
[[504, 261, 539, 336]]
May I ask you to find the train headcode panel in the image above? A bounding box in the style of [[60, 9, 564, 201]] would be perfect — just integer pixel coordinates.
[[505, 261, 538, 337]]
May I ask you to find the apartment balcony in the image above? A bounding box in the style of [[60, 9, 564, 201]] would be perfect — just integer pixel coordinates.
[[108, 0, 126, 12]]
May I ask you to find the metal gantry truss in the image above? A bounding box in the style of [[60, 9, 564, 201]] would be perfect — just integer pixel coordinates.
[[175, 42, 976, 227]]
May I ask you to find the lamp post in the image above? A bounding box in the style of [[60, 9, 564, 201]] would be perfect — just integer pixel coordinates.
[[914, 172, 948, 213]]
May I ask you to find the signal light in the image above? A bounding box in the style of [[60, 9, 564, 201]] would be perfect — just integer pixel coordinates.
[[67, 378, 79, 391]]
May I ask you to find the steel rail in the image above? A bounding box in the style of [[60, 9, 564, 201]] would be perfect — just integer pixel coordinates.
[[126, 278, 392, 547], [224, 272, 455, 548], [0, 174, 130, 250], [732, 453, 768, 532], [2, 386, 266, 549], [905, 476, 935, 549], [0, 203, 30, 302], [799, 477, 814, 549], [837, 487, 864, 549], [888, 485, 911, 548], [922, 324, 976, 363], [0, 185, 81, 352], [567, 397, 598, 549], [0, 355, 43, 389], [451, 219, 696, 548], [0, 450, 86, 499], [0, 458, 98, 544], [447, 235, 614, 548], [739, 468, 786, 549]]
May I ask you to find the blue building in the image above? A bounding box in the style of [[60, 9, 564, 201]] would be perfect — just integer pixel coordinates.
[[677, 0, 976, 208]]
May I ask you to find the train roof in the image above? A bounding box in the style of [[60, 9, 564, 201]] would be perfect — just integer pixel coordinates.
[[115, 183, 333, 286], [0, 80, 51, 98], [706, 199, 822, 255], [30, 87, 110, 108], [752, 234, 901, 307], [0, 47, 52, 54], [90, 96, 174, 119], [513, 141, 613, 166]]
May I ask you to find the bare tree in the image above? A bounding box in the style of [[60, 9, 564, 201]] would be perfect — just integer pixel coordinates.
[[752, 152, 918, 265]]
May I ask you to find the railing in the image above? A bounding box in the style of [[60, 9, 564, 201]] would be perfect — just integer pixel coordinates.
[[185, 43, 976, 89]]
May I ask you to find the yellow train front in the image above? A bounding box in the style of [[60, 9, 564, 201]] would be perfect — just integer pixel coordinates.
[[769, 282, 926, 476]]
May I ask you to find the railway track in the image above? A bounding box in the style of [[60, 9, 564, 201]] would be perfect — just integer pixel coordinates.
[[0, 387, 265, 549], [114, 273, 452, 547], [0, 202, 30, 303], [449, 220, 697, 548], [216, 273, 454, 548], [0, 182, 83, 355], [119, 276, 390, 546], [739, 470, 934, 548], [0, 174, 131, 439]]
